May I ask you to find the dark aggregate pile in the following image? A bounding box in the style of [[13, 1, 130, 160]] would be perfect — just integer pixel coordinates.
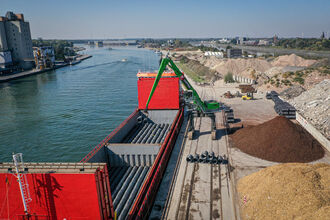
[[231, 116, 325, 162]]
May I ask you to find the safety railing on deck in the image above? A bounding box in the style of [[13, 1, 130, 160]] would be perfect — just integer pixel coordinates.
[[81, 109, 139, 163]]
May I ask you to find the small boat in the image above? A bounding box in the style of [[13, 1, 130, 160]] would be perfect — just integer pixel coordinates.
[[121, 58, 127, 62]]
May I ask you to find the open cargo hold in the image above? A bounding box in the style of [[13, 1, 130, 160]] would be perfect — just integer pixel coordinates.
[[0, 162, 113, 219], [81, 72, 184, 219], [81, 109, 183, 219]]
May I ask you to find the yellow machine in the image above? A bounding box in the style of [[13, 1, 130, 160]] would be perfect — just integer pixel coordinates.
[[242, 92, 253, 100]]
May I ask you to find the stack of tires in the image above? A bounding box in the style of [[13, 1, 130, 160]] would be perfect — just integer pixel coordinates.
[[267, 91, 296, 119]]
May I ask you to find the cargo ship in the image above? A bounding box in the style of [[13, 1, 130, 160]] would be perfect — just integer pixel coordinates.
[[0, 71, 184, 219], [0, 57, 220, 219]]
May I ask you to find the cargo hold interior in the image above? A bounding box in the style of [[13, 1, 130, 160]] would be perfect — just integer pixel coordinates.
[[84, 109, 178, 220]]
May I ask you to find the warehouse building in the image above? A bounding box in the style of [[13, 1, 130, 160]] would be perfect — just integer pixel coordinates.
[[0, 11, 34, 70], [227, 48, 242, 58]]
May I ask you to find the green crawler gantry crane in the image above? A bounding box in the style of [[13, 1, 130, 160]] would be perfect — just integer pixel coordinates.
[[145, 56, 220, 140]]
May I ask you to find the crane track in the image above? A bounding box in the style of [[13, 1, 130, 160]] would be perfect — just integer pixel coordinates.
[[174, 91, 205, 220], [183, 116, 202, 220], [164, 86, 229, 220], [209, 86, 224, 220], [179, 88, 224, 220]]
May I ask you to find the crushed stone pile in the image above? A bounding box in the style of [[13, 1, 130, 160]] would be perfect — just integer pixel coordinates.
[[200, 54, 316, 81], [231, 116, 324, 162], [272, 54, 317, 67], [237, 163, 330, 220], [289, 79, 330, 139], [211, 58, 272, 77], [280, 85, 306, 99]]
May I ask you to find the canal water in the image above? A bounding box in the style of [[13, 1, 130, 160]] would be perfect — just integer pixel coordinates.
[[0, 46, 160, 162]]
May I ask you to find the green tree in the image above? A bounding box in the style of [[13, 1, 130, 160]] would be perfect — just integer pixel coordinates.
[[224, 72, 234, 83]]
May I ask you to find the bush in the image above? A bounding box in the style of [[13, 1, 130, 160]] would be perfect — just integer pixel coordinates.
[[295, 71, 304, 77], [293, 77, 305, 84], [224, 72, 235, 83], [281, 79, 291, 86]]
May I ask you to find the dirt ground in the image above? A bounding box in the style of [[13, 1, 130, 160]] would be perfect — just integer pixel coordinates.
[[222, 96, 276, 126], [185, 76, 330, 219]]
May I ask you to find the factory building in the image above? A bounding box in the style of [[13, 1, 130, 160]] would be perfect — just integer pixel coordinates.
[[227, 48, 242, 58], [0, 12, 34, 70], [258, 39, 271, 46]]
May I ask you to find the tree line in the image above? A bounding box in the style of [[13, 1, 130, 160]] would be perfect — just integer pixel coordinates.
[[32, 39, 76, 60]]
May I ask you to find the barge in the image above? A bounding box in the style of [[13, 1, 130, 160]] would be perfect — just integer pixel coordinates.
[[0, 57, 221, 219], [81, 72, 183, 219], [0, 71, 183, 219]]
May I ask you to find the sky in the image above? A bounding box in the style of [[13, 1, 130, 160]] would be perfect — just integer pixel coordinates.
[[1, 0, 330, 39]]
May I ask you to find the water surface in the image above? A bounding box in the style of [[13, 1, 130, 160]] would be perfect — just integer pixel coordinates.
[[0, 46, 159, 162]]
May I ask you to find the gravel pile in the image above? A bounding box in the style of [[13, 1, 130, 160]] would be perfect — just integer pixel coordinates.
[[238, 163, 330, 220], [279, 85, 306, 99], [289, 79, 330, 139], [272, 54, 317, 67], [231, 116, 324, 162]]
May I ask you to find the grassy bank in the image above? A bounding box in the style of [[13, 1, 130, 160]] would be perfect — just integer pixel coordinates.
[[175, 56, 217, 83], [175, 62, 205, 83]]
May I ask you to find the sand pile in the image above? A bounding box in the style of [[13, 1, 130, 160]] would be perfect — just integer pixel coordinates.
[[264, 66, 284, 77], [238, 163, 330, 220], [212, 58, 272, 77], [231, 116, 324, 162], [272, 54, 316, 67]]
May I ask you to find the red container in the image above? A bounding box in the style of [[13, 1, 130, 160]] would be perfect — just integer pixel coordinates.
[[138, 75, 180, 110], [0, 164, 113, 219]]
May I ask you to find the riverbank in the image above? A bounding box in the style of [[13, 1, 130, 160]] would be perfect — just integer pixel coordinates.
[[0, 54, 92, 83]]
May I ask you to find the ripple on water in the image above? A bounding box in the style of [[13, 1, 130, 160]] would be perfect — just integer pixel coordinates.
[[0, 46, 160, 162]]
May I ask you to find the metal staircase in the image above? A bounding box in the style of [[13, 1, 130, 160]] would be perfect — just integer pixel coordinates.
[[13, 153, 32, 214]]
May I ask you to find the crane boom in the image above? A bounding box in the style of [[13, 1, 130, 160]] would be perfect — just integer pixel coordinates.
[[145, 57, 219, 113]]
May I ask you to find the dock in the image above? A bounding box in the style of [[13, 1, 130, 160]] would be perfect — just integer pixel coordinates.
[[161, 111, 237, 219], [0, 54, 92, 83]]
